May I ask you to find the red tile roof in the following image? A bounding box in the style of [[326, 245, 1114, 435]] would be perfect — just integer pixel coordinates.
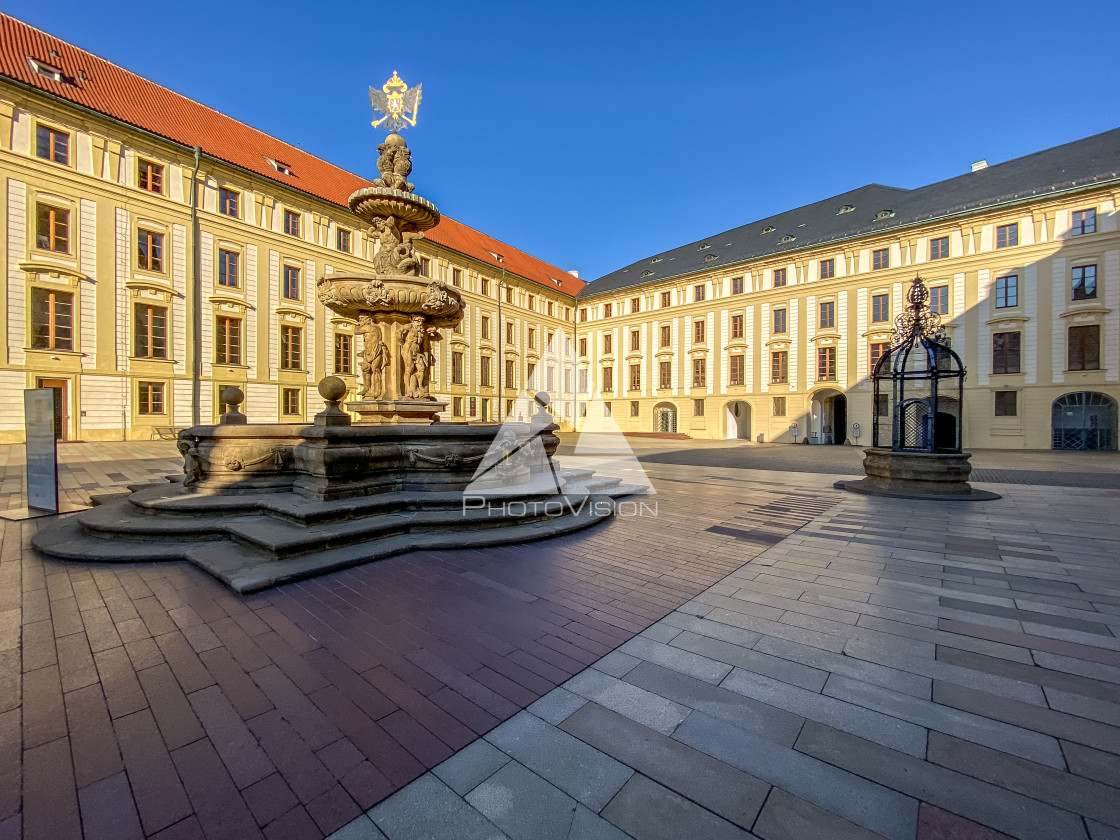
[[0, 13, 584, 298]]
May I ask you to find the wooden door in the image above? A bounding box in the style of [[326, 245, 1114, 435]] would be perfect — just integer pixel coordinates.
[[37, 378, 68, 440]]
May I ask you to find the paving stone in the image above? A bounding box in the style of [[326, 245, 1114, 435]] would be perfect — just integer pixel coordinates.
[[431, 738, 510, 796], [1061, 740, 1120, 789], [564, 668, 689, 735], [638, 623, 683, 643], [566, 804, 632, 840], [369, 773, 508, 840], [600, 773, 755, 840], [625, 660, 805, 747], [466, 761, 578, 840], [926, 732, 1120, 828], [937, 646, 1120, 705], [660, 611, 764, 649], [560, 701, 770, 831], [1088, 820, 1120, 840], [795, 720, 1087, 840], [753, 634, 930, 698], [1031, 651, 1120, 686], [526, 687, 587, 725], [325, 815, 388, 840], [1043, 686, 1120, 727], [823, 672, 1065, 767], [484, 711, 633, 812], [721, 668, 926, 757], [672, 631, 828, 691], [752, 786, 886, 840], [78, 771, 144, 840], [702, 607, 847, 653], [592, 650, 642, 678], [940, 597, 1112, 636], [916, 802, 1016, 840], [673, 710, 916, 840], [618, 635, 733, 683]]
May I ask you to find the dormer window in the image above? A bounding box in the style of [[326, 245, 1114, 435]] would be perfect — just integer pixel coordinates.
[[698, 243, 710, 250], [703, 254, 718, 262], [875, 210, 894, 220], [837, 205, 854, 214], [264, 157, 293, 175], [650, 257, 662, 264], [780, 235, 795, 243], [642, 270, 654, 277], [762, 226, 776, 234], [486, 250, 503, 263], [27, 57, 64, 83]]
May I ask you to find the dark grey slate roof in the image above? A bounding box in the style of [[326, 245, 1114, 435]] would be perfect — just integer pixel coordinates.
[[578, 126, 1120, 298]]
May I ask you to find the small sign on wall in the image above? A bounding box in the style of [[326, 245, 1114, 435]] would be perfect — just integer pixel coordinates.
[[25, 389, 59, 512]]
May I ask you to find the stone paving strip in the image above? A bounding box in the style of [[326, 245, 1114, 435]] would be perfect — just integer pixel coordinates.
[[332, 479, 1120, 840]]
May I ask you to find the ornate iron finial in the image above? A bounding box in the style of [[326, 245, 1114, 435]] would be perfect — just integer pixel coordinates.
[[891, 275, 946, 347], [368, 71, 422, 133]]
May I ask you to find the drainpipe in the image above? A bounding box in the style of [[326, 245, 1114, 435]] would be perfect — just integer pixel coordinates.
[[189, 146, 202, 426]]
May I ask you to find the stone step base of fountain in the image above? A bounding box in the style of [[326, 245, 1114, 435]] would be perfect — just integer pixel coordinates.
[[33, 470, 648, 593]]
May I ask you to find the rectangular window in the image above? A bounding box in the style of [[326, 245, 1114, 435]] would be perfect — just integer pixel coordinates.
[[137, 229, 164, 272], [452, 351, 464, 384], [1068, 325, 1100, 371], [629, 364, 640, 391], [819, 300, 835, 329], [603, 334, 612, 354], [564, 368, 572, 393], [630, 329, 640, 351], [138, 160, 163, 193], [995, 275, 1018, 308], [528, 327, 536, 349], [771, 351, 788, 384], [31, 288, 73, 350], [729, 355, 744, 386], [282, 388, 301, 416], [451, 268, 462, 287], [659, 361, 671, 389], [547, 301, 554, 316], [526, 362, 536, 385], [1072, 208, 1097, 236], [418, 257, 430, 278], [660, 324, 671, 347], [36, 125, 69, 165], [730, 314, 744, 340], [996, 222, 1018, 248], [452, 396, 463, 416], [661, 291, 671, 307], [773, 307, 787, 334], [772, 396, 787, 416], [603, 303, 612, 318], [872, 248, 889, 270], [694, 285, 706, 302], [773, 268, 787, 288], [819, 259, 835, 279], [875, 394, 889, 417], [218, 249, 239, 288], [526, 294, 535, 311], [579, 307, 587, 322], [994, 391, 1017, 417], [505, 359, 515, 388], [283, 209, 301, 237], [817, 346, 837, 381], [283, 265, 301, 300], [630, 401, 639, 417], [579, 369, 588, 393], [549, 366, 559, 393], [1072, 265, 1097, 301], [602, 366, 613, 392], [871, 293, 889, 323], [218, 187, 239, 218], [134, 304, 168, 359], [481, 278, 490, 296], [336, 228, 351, 252], [731, 276, 745, 294], [280, 325, 303, 370], [504, 323, 513, 345], [481, 316, 490, 340], [870, 341, 890, 375], [579, 337, 587, 356], [629, 297, 641, 314], [694, 399, 705, 417], [930, 285, 949, 315], [334, 333, 352, 375], [138, 382, 165, 415], [992, 331, 1021, 374], [603, 402, 612, 417], [692, 358, 706, 387], [480, 356, 492, 387], [930, 236, 949, 260], [216, 316, 242, 365], [693, 320, 705, 343], [35, 204, 69, 253]]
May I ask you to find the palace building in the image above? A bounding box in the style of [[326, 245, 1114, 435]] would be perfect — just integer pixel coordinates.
[[2, 13, 1118, 451], [0, 13, 582, 443], [573, 131, 1120, 451]]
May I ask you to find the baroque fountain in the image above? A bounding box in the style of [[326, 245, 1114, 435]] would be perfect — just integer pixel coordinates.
[[33, 74, 637, 592]]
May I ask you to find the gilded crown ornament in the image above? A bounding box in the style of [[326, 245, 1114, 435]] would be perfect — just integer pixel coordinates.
[[368, 71, 422, 133]]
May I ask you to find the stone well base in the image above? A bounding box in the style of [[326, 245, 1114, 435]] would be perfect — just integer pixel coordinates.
[[835, 448, 1000, 501]]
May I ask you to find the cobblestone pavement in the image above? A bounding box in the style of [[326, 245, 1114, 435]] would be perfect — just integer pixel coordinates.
[[2, 441, 1119, 839]]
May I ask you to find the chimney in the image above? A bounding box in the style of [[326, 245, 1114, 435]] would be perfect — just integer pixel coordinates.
[[971, 159, 988, 172], [567, 269, 580, 279]]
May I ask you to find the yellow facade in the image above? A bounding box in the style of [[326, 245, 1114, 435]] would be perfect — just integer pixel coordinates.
[[0, 85, 579, 442], [572, 190, 1120, 449]]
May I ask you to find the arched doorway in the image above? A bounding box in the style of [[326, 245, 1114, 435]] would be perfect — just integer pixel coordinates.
[[810, 388, 848, 445], [1052, 392, 1118, 451], [653, 402, 678, 433], [724, 401, 751, 439]]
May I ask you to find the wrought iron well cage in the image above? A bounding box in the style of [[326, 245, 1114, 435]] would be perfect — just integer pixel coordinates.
[[872, 276, 965, 453]]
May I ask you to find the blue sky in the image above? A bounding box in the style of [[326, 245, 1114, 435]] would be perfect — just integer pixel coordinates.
[[8, 0, 1120, 282]]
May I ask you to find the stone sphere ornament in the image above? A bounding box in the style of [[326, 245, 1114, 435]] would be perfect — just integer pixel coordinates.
[[220, 386, 245, 407], [318, 376, 348, 403]]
